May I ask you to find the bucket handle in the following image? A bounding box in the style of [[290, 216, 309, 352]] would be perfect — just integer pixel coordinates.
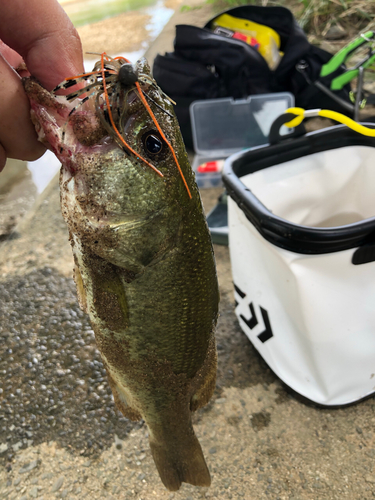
[[352, 241, 375, 265], [268, 112, 306, 145]]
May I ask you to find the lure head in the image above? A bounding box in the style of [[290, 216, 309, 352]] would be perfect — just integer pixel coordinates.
[[118, 62, 139, 86]]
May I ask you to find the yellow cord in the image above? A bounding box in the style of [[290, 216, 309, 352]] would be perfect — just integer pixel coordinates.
[[285, 107, 375, 137], [284, 107, 306, 128]]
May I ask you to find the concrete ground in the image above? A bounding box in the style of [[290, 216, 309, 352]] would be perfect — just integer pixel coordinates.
[[1, 3, 375, 500]]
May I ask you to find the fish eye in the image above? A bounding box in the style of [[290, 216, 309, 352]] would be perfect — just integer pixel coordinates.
[[142, 132, 163, 155]]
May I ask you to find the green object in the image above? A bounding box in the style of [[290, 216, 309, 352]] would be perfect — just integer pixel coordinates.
[[320, 31, 374, 78], [64, 0, 157, 27], [320, 31, 375, 92], [330, 52, 375, 90]]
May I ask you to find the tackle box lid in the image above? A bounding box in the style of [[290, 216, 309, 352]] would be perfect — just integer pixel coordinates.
[[189, 93, 294, 158]]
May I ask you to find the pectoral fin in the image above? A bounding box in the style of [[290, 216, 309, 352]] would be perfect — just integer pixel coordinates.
[[89, 258, 129, 331], [72, 246, 129, 328]]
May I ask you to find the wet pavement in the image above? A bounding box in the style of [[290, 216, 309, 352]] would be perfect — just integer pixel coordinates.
[[0, 267, 143, 464]]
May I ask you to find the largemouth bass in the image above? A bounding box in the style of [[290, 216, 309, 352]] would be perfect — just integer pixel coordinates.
[[23, 55, 219, 491]]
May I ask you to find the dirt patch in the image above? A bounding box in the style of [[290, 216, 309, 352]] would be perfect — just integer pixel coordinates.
[[76, 0, 183, 59], [77, 11, 151, 57], [251, 411, 271, 432]]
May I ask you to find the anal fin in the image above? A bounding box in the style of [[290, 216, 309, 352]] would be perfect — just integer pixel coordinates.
[[106, 371, 142, 421]]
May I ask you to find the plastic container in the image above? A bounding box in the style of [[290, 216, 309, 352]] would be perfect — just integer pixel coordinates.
[[223, 120, 375, 406], [189, 93, 294, 188]]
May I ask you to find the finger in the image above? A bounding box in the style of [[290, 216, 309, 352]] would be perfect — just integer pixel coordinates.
[[0, 143, 6, 173], [0, 40, 23, 69], [0, 53, 46, 162], [0, 0, 84, 90]]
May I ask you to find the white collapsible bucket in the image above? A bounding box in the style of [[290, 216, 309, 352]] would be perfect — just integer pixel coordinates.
[[223, 122, 375, 406]]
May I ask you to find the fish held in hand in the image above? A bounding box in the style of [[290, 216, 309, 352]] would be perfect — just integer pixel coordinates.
[[23, 54, 219, 491]]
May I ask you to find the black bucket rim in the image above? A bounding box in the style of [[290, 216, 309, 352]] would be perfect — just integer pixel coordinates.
[[223, 123, 375, 255]]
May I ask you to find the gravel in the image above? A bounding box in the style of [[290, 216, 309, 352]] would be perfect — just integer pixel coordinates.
[[0, 267, 144, 467], [18, 460, 39, 474], [51, 475, 64, 492]]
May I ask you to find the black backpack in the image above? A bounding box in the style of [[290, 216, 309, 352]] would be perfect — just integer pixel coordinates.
[[153, 5, 352, 149]]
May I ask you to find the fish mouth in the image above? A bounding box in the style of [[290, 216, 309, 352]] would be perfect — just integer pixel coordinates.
[[24, 77, 112, 175]]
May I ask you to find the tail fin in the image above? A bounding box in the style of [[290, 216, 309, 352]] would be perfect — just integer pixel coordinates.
[[149, 429, 211, 491]]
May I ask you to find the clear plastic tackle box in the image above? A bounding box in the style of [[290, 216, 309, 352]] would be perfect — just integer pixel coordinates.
[[189, 93, 294, 188]]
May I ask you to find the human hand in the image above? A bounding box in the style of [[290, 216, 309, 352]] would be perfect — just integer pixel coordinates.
[[0, 0, 84, 172]]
